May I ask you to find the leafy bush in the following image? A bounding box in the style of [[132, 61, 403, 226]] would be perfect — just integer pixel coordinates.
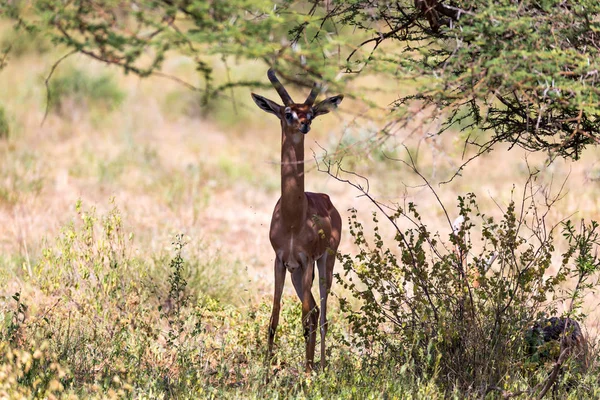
[[337, 177, 600, 396], [47, 66, 125, 116]]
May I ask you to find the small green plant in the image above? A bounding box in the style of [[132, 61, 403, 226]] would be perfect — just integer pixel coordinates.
[[2, 291, 27, 345], [161, 234, 190, 348], [152, 239, 246, 305], [0, 105, 9, 139], [47, 66, 125, 116]]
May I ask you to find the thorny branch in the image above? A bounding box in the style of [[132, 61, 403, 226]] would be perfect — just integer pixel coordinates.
[[42, 50, 77, 126]]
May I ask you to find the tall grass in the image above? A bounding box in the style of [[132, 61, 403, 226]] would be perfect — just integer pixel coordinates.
[[1, 199, 598, 399]]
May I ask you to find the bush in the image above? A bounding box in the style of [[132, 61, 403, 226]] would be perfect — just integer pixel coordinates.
[[337, 175, 600, 396], [0, 105, 8, 139], [47, 66, 125, 116]]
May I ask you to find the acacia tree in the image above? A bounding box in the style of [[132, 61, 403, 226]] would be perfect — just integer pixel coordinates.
[[3, 1, 599, 160]]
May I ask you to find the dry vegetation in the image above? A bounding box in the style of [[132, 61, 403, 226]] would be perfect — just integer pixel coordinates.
[[1, 20, 600, 398]]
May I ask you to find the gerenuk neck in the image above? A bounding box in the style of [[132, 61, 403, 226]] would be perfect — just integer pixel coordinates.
[[280, 124, 308, 230]]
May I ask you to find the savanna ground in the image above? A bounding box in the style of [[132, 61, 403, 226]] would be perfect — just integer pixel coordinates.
[[1, 20, 600, 399]]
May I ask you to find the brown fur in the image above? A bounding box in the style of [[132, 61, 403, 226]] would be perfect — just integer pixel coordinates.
[[251, 69, 343, 372]]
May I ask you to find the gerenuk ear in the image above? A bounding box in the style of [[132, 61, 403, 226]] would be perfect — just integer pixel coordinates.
[[313, 95, 344, 118], [251, 93, 281, 116]]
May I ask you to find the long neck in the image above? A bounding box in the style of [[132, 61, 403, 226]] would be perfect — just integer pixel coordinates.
[[280, 124, 307, 229]]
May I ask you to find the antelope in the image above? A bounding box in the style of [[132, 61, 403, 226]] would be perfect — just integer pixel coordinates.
[[251, 69, 343, 372]]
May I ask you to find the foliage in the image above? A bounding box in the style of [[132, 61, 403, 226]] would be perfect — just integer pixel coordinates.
[[3, 1, 600, 159], [2, 292, 27, 346], [0, 46, 7, 71], [47, 65, 125, 116], [336, 175, 600, 396], [0, 23, 51, 57], [0, 105, 8, 138], [339, 1, 600, 160], [0, 339, 70, 399], [0, 149, 45, 207]]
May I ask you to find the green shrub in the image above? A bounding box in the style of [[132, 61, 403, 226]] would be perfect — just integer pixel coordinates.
[[0, 105, 9, 139], [337, 179, 600, 396], [47, 66, 125, 116], [162, 87, 256, 128]]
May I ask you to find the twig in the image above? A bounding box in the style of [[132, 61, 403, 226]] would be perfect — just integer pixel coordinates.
[[222, 58, 238, 115], [484, 385, 529, 399], [346, 16, 417, 66], [0, 44, 11, 70], [42, 50, 77, 126], [535, 346, 570, 399], [314, 147, 441, 322]]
